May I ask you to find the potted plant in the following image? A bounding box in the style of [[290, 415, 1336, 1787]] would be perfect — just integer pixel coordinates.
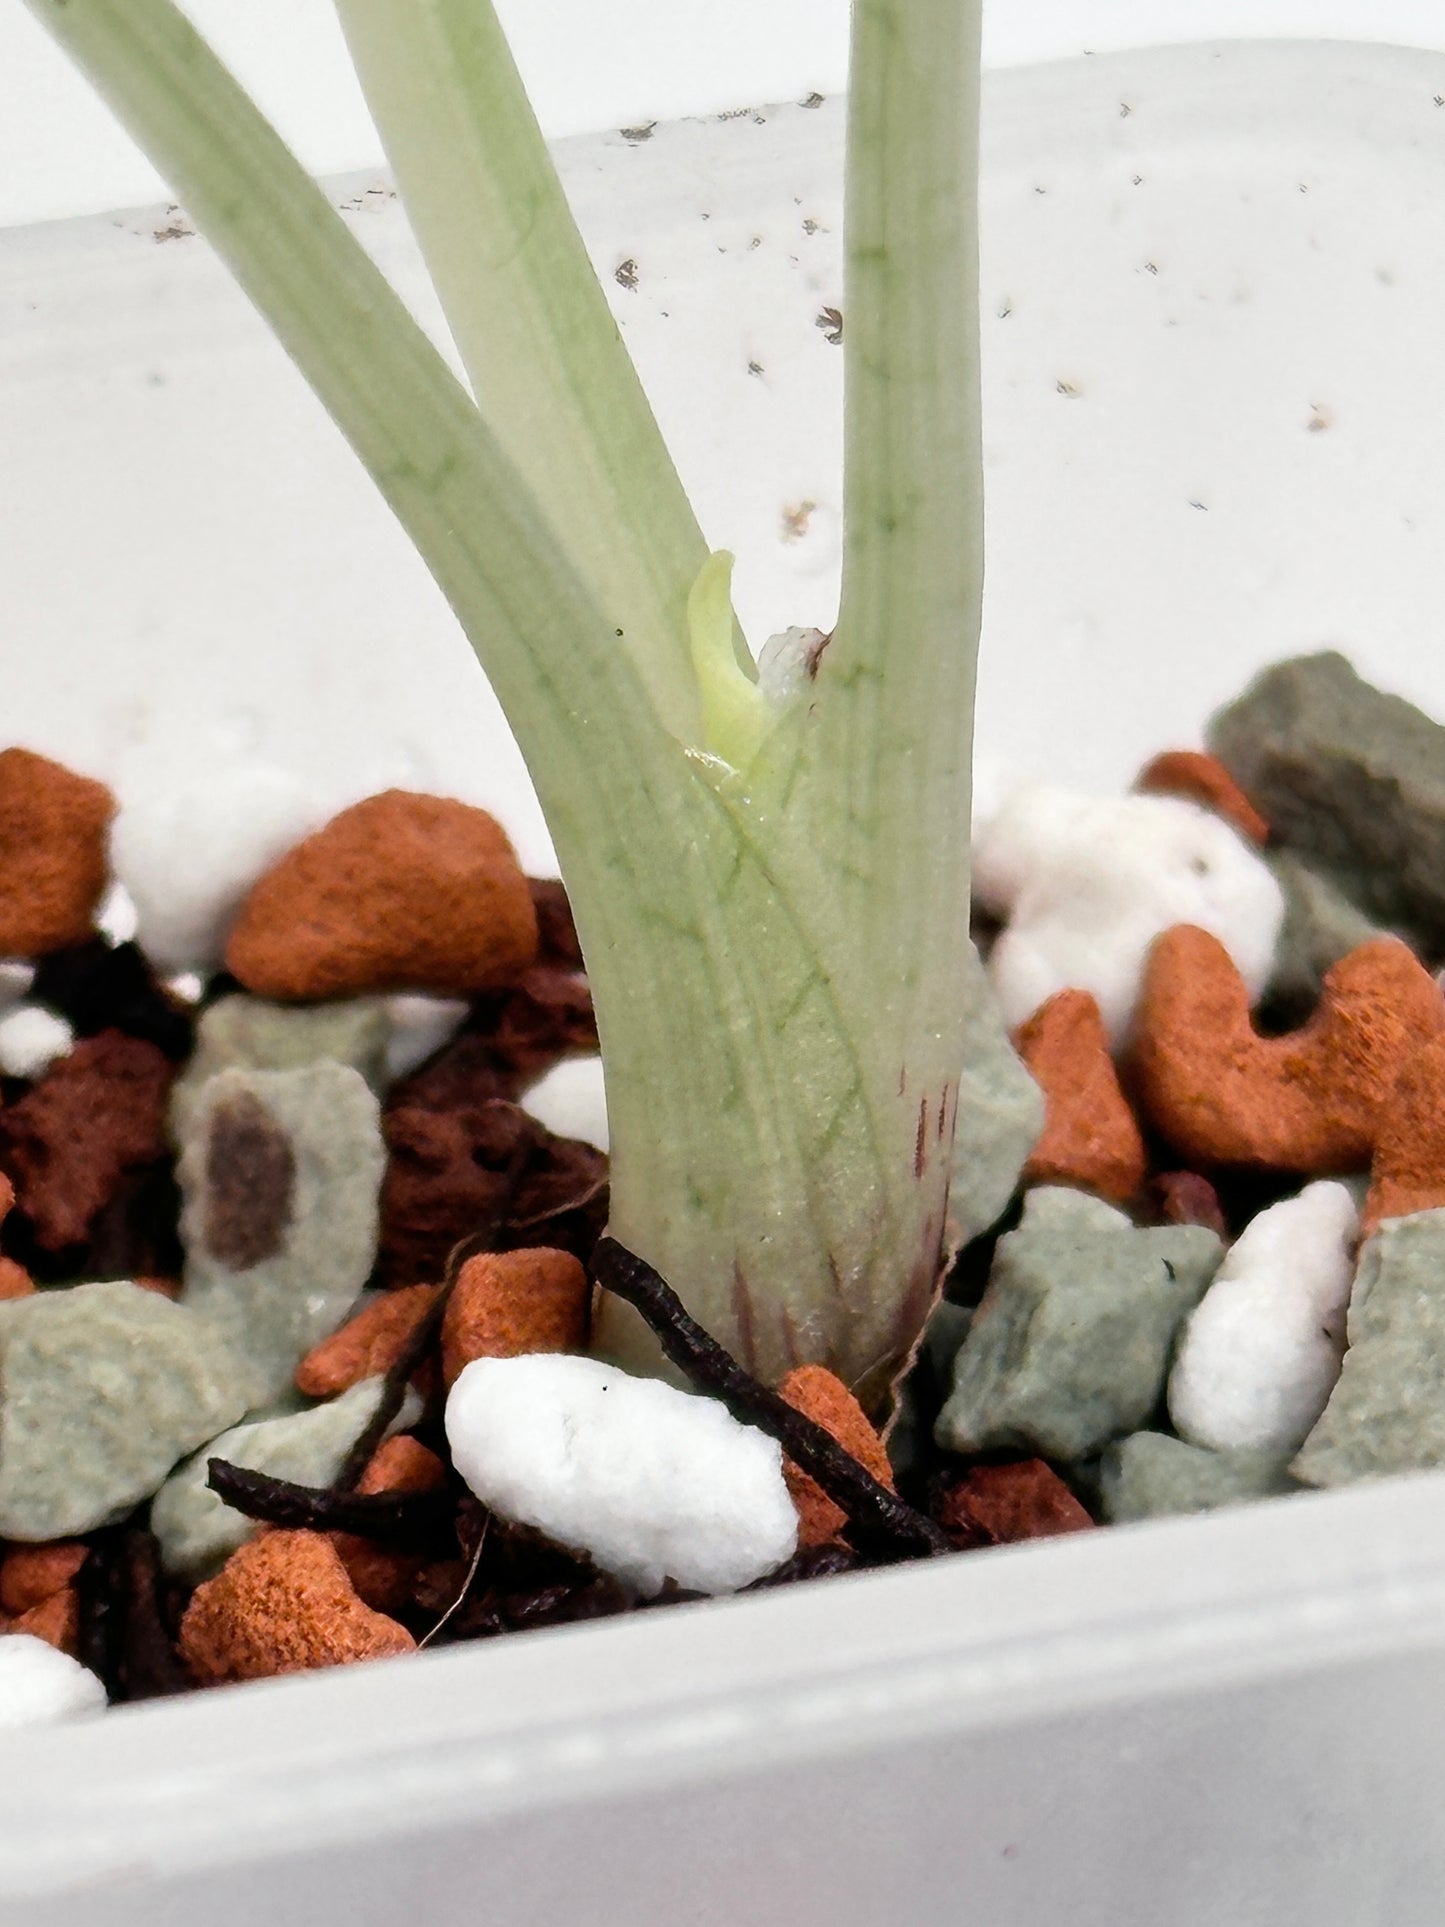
[[4, 8, 1445, 1922]]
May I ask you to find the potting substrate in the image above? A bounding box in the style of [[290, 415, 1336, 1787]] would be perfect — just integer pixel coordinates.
[[0, 646, 1441, 1724]]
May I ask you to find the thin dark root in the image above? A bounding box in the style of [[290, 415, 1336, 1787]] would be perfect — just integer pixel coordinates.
[[590, 1238, 953, 1563], [206, 1459, 459, 1548], [418, 1517, 489, 1649], [508, 1171, 607, 1231], [76, 1522, 128, 1702], [120, 1529, 191, 1703]]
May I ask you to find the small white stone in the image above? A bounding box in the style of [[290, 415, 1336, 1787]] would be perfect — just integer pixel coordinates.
[[521, 1055, 608, 1151], [0, 1004, 73, 1079], [1168, 1180, 1360, 1455], [972, 780, 1088, 919], [968, 754, 1025, 850], [163, 970, 207, 1007], [446, 1354, 797, 1596], [0, 1635, 107, 1730], [94, 879, 139, 947], [977, 785, 1284, 1041], [383, 994, 470, 1082], [110, 766, 327, 973]]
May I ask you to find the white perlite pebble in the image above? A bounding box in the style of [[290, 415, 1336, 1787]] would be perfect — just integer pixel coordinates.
[[447, 1354, 797, 1596], [163, 970, 207, 1007], [521, 1055, 609, 1151], [975, 784, 1284, 1041], [0, 1005, 73, 1079], [383, 994, 471, 1082], [968, 753, 1021, 849], [94, 879, 139, 947], [110, 766, 326, 972], [0, 1635, 107, 1730], [1168, 1180, 1360, 1455]]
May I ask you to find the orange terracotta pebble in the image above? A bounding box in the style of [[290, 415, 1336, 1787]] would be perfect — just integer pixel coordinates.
[[359, 1436, 446, 1500], [296, 1284, 442, 1399], [441, 1247, 589, 1388], [1134, 749, 1270, 847], [225, 790, 538, 1001], [333, 1436, 448, 1614], [0, 1172, 17, 1300], [777, 1364, 895, 1549], [179, 1530, 416, 1684], [1134, 926, 1445, 1172], [13, 1585, 79, 1657], [131, 1274, 181, 1300], [1362, 1030, 1445, 1237], [329, 1543, 419, 1619], [1013, 990, 1147, 1203], [0, 1258, 34, 1300], [0, 1541, 87, 1617], [529, 876, 584, 969], [0, 748, 115, 956], [939, 1460, 1094, 1546]]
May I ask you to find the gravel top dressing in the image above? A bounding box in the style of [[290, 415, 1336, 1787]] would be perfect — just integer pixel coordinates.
[[0, 646, 1442, 1728]]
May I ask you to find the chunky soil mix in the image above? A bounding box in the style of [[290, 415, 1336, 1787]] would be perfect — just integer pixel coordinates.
[[5, 650, 1445, 1718]]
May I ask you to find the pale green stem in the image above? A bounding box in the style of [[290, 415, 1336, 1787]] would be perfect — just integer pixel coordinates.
[[333, 0, 716, 739], [602, 0, 985, 1400], [25, 0, 985, 1407], [824, 0, 983, 1027]]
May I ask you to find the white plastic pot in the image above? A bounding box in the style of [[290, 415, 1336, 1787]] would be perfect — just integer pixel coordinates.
[[3, 39, 1445, 1925]]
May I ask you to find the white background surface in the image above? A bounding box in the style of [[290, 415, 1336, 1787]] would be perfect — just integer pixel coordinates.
[[1, 0, 1444, 228]]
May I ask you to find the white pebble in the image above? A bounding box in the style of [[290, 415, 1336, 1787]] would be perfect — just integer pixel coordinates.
[[94, 879, 139, 947], [968, 753, 1024, 849], [0, 1004, 73, 1079], [0, 1635, 107, 1730], [1168, 1180, 1359, 1455], [383, 994, 470, 1081], [446, 1354, 797, 1596], [977, 785, 1283, 1041], [110, 766, 326, 972], [163, 970, 207, 1007], [520, 1055, 608, 1151]]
